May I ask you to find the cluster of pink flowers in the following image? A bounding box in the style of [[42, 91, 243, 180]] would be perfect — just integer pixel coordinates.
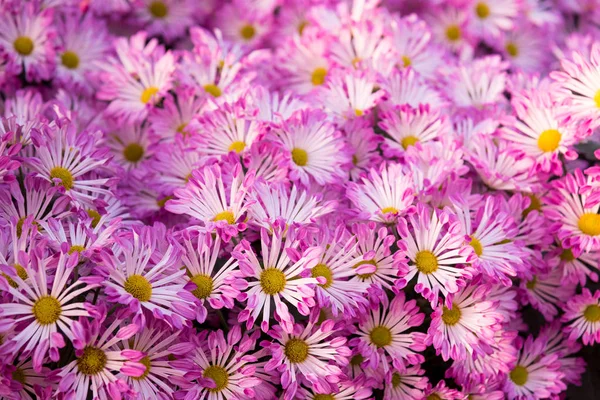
[[1, 0, 600, 399]]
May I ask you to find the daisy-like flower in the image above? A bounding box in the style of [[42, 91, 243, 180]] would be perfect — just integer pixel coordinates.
[[306, 225, 370, 317], [27, 120, 113, 207], [297, 379, 373, 400], [545, 168, 600, 253], [148, 88, 204, 141], [149, 141, 204, 193], [499, 23, 550, 74], [273, 109, 349, 185], [1, 88, 46, 147], [249, 86, 307, 124], [57, 317, 146, 400], [54, 11, 111, 93], [548, 244, 600, 285], [502, 335, 565, 400], [0, 249, 102, 372], [0, 357, 53, 400], [540, 321, 586, 386], [97, 33, 175, 123], [562, 288, 600, 345], [383, 365, 428, 400], [426, 5, 473, 53], [343, 117, 382, 180], [242, 141, 289, 185], [263, 313, 350, 400], [468, 0, 518, 40], [0, 4, 55, 81], [179, 228, 245, 322], [352, 292, 426, 372], [550, 42, 600, 129], [396, 205, 472, 305], [214, 0, 273, 47], [166, 163, 255, 238], [101, 228, 196, 328], [519, 265, 577, 321], [248, 181, 337, 230], [235, 223, 321, 332], [132, 0, 195, 42], [169, 326, 267, 400], [319, 72, 384, 120], [379, 68, 446, 109], [379, 104, 449, 156], [423, 380, 465, 400], [427, 282, 503, 361], [346, 163, 415, 224], [106, 122, 152, 171]]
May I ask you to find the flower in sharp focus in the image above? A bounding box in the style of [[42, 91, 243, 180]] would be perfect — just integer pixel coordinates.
[[562, 288, 600, 345]]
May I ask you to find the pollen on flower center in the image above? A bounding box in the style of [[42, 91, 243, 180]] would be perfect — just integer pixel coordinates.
[[537, 129, 561, 152], [355, 109, 364, 117], [14, 36, 34, 56], [392, 372, 402, 388], [510, 365, 529, 386], [228, 141, 246, 153], [132, 356, 151, 380], [314, 395, 335, 400], [204, 84, 222, 98], [123, 143, 145, 162], [68, 245, 86, 255], [577, 213, 600, 236], [50, 166, 74, 190], [353, 259, 378, 279], [470, 236, 483, 256], [148, 1, 168, 18], [523, 194, 542, 217], [157, 195, 173, 208], [240, 24, 256, 40], [203, 365, 229, 392], [87, 209, 102, 228], [190, 274, 214, 299], [505, 42, 519, 57], [475, 2, 490, 19], [260, 268, 286, 295], [311, 263, 334, 288], [61, 51, 80, 69], [32, 296, 62, 325], [284, 338, 309, 363], [3, 264, 28, 288], [213, 211, 236, 224], [77, 346, 107, 375], [401, 135, 419, 149], [12, 368, 26, 384], [291, 148, 308, 166], [594, 90, 600, 108], [140, 86, 160, 104], [583, 304, 600, 322], [441, 304, 462, 326], [381, 206, 399, 215], [369, 325, 392, 348], [446, 25, 461, 41], [401, 55, 411, 67], [415, 250, 438, 274], [311, 67, 327, 85], [124, 274, 153, 302]]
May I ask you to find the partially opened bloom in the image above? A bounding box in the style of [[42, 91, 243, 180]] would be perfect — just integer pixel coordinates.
[[540, 321, 586, 386], [562, 288, 600, 345], [379, 68, 446, 109], [319, 72, 384, 120], [0, 357, 53, 400], [519, 265, 577, 321], [383, 365, 428, 400], [343, 117, 382, 180]]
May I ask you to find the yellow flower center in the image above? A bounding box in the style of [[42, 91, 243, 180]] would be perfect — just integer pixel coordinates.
[[32, 296, 62, 325], [204, 84, 222, 98], [297, 21, 308, 35], [311, 67, 327, 86], [123, 143, 144, 163], [50, 167, 74, 190], [190, 274, 213, 299], [87, 209, 102, 228], [3, 263, 28, 288], [560, 248, 575, 262], [14, 36, 34, 56], [228, 141, 246, 153], [526, 276, 537, 290], [446, 25, 461, 42], [594, 89, 600, 108], [353, 259, 377, 280], [401, 55, 411, 67], [350, 354, 364, 366], [583, 304, 600, 322], [369, 325, 392, 348], [475, 2, 490, 19], [124, 274, 152, 302], [392, 372, 402, 388], [140, 86, 160, 104], [352, 154, 359, 166], [284, 338, 309, 363], [578, 213, 600, 236], [314, 395, 335, 400], [470, 236, 483, 256], [427, 395, 442, 400], [311, 263, 334, 288], [537, 129, 561, 153], [12, 368, 26, 384], [523, 194, 542, 217], [61, 51, 80, 69], [381, 206, 399, 215], [401, 135, 419, 149], [240, 24, 256, 40], [510, 365, 529, 386], [505, 42, 518, 57], [260, 268, 286, 295], [355, 109, 364, 117], [441, 304, 461, 326], [203, 365, 229, 392], [68, 245, 86, 255], [77, 346, 107, 375], [148, 1, 168, 18], [213, 211, 236, 225], [415, 250, 438, 274], [176, 123, 188, 134], [291, 148, 308, 166], [132, 356, 151, 380], [157, 195, 172, 208]]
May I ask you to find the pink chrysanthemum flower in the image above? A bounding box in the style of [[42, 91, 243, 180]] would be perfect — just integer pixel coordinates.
[[297, 378, 373, 400], [263, 314, 350, 400], [106, 122, 153, 172], [0, 249, 101, 372], [132, 0, 195, 42], [427, 282, 503, 361], [547, 244, 600, 285], [273, 109, 349, 185], [467, 0, 518, 40], [235, 224, 320, 332], [379, 68, 446, 109], [396, 205, 472, 305], [343, 118, 382, 180], [319, 72, 384, 120], [149, 141, 204, 193], [426, 6, 473, 53], [213, 0, 273, 47], [503, 335, 566, 400], [250, 86, 307, 124], [423, 379, 465, 400], [346, 163, 415, 223], [242, 141, 290, 185], [57, 317, 146, 400], [148, 88, 204, 141], [0, 131, 21, 183], [562, 288, 600, 345], [383, 365, 428, 400], [519, 265, 577, 321], [0, 4, 55, 81], [540, 321, 586, 386], [1, 88, 46, 146], [0, 357, 54, 400], [101, 228, 196, 328], [352, 292, 426, 372]]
